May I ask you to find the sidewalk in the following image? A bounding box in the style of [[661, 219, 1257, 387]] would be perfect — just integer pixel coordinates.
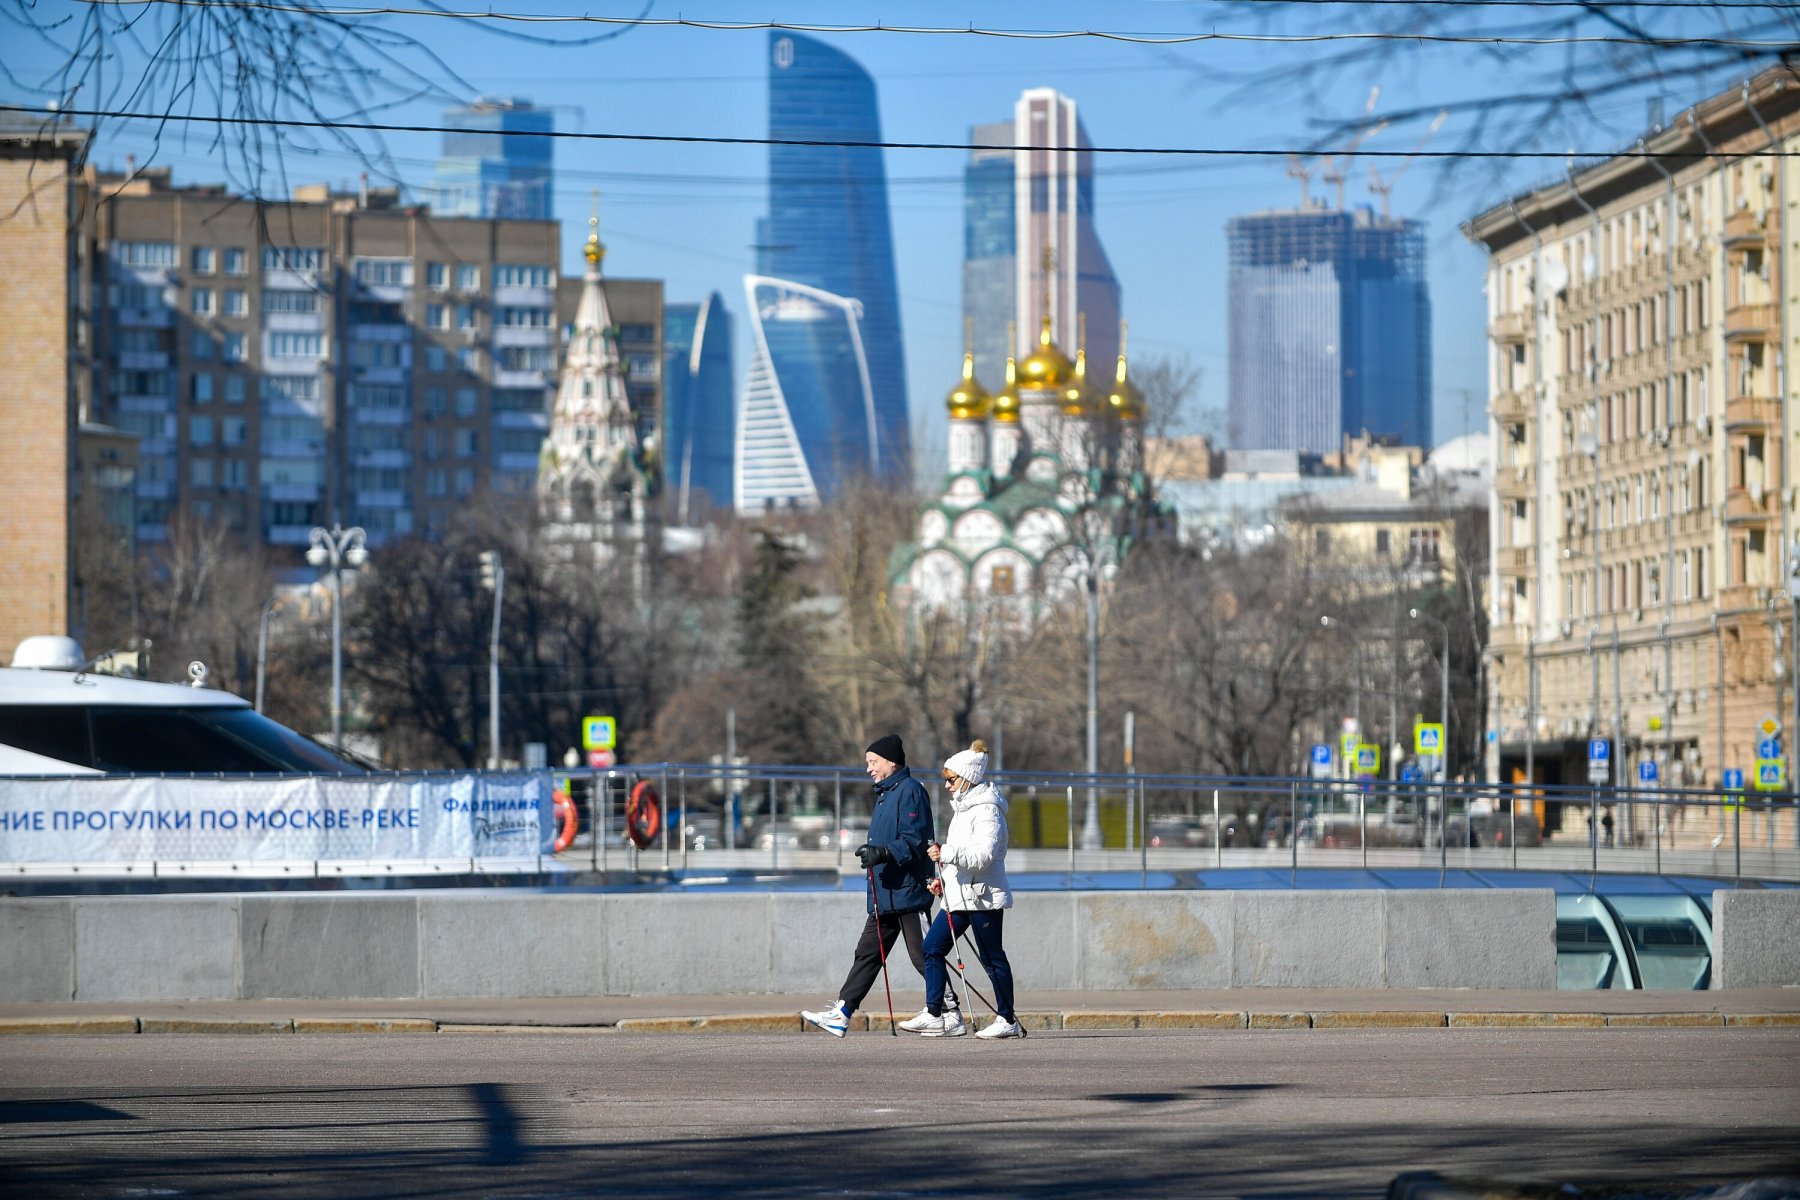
[[4, 987, 1797, 1035]]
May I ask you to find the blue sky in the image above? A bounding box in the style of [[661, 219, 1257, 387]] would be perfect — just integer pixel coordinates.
[[11, 0, 1746, 467]]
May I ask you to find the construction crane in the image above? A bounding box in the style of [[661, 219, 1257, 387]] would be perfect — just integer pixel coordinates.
[[1368, 109, 1448, 218], [1319, 86, 1385, 211]]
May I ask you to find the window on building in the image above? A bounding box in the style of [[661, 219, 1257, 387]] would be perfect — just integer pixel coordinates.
[[1375, 529, 1391, 557], [222, 417, 246, 447], [455, 388, 479, 417], [423, 430, 443, 461], [455, 264, 479, 291], [494, 264, 553, 287], [224, 374, 247, 405], [262, 289, 321, 314], [424, 387, 446, 418], [1407, 528, 1441, 563], [1314, 529, 1330, 554], [222, 332, 246, 364], [191, 330, 215, 360], [426, 262, 447, 290], [190, 288, 214, 316], [349, 341, 405, 369], [427, 304, 448, 330], [355, 259, 413, 287], [262, 246, 325, 272], [455, 303, 478, 331], [262, 374, 321, 405], [425, 345, 447, 372], [456, 346, 481, 374], [268, 332, 323, 358], [223, 459, 248, 489], [425, 469, 447, 497], [223, 248, 247, 275], [189, 416, 214, 447], [223, 290, 247, 317], [497, 306, 552, 327], [456, 429, 479, 458], [498, 346, 553, 372], [454, 468, 475, 497], [115, 242, 177, 268], [191, 374, 214, 404], [191, 246, 215, 274]]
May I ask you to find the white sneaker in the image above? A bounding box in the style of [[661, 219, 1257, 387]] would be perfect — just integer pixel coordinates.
[[975, 1016, 1026, 1040], [801, 1001, 850, 1038], [918, 1010, 967, 1038], [898, 1006, 938, 1033]]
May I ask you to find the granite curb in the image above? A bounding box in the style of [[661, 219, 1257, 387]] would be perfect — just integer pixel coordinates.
[[3, 1009, 1796, 1036]]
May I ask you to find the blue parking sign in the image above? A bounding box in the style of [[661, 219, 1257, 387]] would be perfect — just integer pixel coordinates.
[[1637, 760, 1658, 784], [1310, 744, 1332, 766], [1587, 738, 1610, 762]]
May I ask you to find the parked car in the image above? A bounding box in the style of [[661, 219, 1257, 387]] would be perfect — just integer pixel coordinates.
[[0, 636, 365, 775]]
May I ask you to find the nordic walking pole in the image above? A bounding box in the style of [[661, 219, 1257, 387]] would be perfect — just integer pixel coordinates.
[[930, 844, 997, 1018], [868, 864, 898, 1036]]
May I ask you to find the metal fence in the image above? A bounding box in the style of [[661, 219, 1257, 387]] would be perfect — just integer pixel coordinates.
[[570, 763, 1800, 886]]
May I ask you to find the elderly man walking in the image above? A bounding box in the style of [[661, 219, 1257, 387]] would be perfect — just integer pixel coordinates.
[[800, 734, 958, 1037]]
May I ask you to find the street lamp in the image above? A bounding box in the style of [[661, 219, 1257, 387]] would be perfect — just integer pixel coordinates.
[[479, 550, 505, 770], [1409, 607, 1449, 781], [306, 525, 368, 750]]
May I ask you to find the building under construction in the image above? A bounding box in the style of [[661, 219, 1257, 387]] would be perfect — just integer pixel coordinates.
[[1227, 205, 1432, 455]]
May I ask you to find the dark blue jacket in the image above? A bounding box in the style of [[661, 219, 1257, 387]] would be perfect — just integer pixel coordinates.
[[864, 766, 936, 915]]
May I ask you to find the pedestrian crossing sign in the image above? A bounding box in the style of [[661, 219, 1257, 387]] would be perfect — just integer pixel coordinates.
[[581, 715, 617, 752], [1355, 743, 1380, 776], [1414, 723, 1444, 755], [1754, 758, 1785, 792]]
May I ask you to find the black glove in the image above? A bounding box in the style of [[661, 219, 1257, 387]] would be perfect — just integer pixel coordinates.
[[855, 843, 889, 870]]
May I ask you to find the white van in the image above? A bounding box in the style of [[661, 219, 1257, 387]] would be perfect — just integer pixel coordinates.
[[0, 636, 365, 776]]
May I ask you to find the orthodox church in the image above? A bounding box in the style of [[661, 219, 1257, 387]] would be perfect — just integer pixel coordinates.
[[889, 314, 1174, 616], [537, 209, 660, 579]]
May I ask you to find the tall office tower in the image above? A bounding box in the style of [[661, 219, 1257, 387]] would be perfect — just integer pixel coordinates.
[[735, 276, 877, 514], [432, 98, 553, 220], [757, 32, 908, 480], [662, 293, 735, 522], [1226, 206, 1431, 454], [81, 167, 602, 553], [961, 89, 1121, 387]]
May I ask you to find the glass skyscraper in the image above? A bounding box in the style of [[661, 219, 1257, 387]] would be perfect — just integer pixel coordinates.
[[756, 32, 908, 480], [663, 292, 736, 521], [961, 89, 1121, 387], [735, 276, 877, 514], [433, 98, 553, 221], [1227, 206, 1431, 454]]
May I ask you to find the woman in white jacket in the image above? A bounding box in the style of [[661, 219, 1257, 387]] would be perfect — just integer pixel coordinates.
[[913, 739, 1024, 1039]]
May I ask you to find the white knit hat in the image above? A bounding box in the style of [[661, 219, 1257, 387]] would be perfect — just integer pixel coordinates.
[[944, 742, 989, 786]]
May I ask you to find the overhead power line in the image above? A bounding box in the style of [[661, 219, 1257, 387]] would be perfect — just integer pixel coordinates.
[[69, 0, 1800, 50], [9, 104, 1788, 161]]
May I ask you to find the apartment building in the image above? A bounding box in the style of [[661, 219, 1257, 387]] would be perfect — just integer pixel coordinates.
[[1464, 67, 1799, 796], [82, 169, 659, 554]]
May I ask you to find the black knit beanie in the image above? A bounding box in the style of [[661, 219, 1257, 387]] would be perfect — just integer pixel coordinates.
[[865, 733, 905, 767]]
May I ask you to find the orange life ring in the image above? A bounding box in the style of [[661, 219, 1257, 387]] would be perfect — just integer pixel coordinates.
[[626, 780, 661, 849], [552, 788, 579, 853]]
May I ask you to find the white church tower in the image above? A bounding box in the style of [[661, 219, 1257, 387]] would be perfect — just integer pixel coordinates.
[[537, 201, 657, 578]]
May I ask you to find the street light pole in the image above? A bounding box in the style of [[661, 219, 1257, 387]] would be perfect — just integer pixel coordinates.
[[479, 551, 505, 769], [1081, 559, 1102, 850], [306, 525, 369, 751]]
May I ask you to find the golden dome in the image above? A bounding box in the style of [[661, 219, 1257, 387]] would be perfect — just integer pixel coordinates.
[[1018, 316, 1074, 389], [945, 353, 991, 420], [1107, 324, 1146, 422], [584, 194, 606, 266], [991, 356, 1020, 423], [1061, 347, 1095, 416]]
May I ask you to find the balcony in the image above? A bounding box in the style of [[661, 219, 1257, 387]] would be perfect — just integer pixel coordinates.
[[1723, 302, 1774, 342], [1496, 465, 1533, 500], [1489, 311, 1528, 343], [1724, 208, 1767, 247], [1725, 394, 1779, 430], [1491, 388, 1528, 422], [1497, 545, 1535, 577], [1724, 487, 1773, 525]]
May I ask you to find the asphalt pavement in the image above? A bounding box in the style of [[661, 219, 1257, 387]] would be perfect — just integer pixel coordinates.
[[3, 1022, 1797, 1198]]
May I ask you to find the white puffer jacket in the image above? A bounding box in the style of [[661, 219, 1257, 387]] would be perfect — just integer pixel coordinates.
[[938, 781, 1012, 911]]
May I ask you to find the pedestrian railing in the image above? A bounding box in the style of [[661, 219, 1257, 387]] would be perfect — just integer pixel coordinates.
[[2, 764, 1795, 884]]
